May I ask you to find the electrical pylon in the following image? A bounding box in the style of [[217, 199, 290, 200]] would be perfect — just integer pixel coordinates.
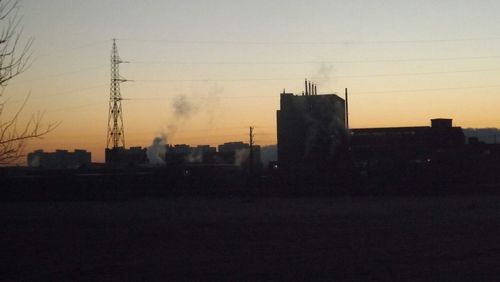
[[106, 39, 127, 149]]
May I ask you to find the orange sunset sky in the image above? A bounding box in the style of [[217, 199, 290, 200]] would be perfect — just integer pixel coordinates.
[[3, 0, 500, 163]]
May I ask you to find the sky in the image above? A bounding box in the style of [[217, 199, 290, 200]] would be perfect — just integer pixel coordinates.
[[4, 0, 500, 163]]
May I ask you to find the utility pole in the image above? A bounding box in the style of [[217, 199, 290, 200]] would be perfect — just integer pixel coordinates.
[[345, 88, 350, 147], [345, 88, 349, 131], [107, 39, 128, 149], [249, 126, 254, 174]]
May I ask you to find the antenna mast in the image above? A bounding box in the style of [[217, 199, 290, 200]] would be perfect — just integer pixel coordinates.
[[107, 39, 127, 149]]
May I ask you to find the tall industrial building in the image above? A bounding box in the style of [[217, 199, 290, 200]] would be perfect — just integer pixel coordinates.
[[277, 80, 347, 170]]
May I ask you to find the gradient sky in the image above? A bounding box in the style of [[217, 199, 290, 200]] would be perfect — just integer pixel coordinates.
[[4, 0, 500, 163]]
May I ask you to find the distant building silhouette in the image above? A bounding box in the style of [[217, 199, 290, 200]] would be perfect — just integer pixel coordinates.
[[276, 81, 346, 170], [28, 149, 91, 169], [218, 141, 248, 153], [165, 144, 217, 165], [350, 118, 465, 171], [463, 128, 500, 144], [218, 141, 261, 166], [105, 146, 147, 166]]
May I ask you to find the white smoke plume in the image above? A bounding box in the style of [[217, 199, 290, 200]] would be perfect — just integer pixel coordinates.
[[234, 148, 250, 167], [147, 95, 199, 165], [29, 155, 40, 167], [146, 134, 167, 165], [172, 95, 198, 119], [186, 149, 203, 163], [202, 84, 223, 125], [311, 62, 335, 89], [298, 96, 346, 159], [166, 94, 199, 141]]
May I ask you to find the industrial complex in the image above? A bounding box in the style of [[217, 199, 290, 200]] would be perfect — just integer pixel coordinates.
[[3, 41, 499, 198]]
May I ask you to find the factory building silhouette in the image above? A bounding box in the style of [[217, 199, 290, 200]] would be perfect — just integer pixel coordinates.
[[349, 118, 466, 167], [349, 118, 468, 182], [277, 80, 347, 171], [274, 80, 496, 186]]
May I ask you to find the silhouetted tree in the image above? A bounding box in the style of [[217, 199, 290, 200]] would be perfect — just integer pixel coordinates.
[[0, 0, 57, 165]]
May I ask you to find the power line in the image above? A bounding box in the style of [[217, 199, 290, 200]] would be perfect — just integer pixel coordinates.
[[17, 102, 104, 117], [27, 82, 499, 115], [354, 85, 500, 95], [118, 36, 500, 45], [10, 65, 108, 85], [130, 55, 500, 65], [28, 36, 500, 62], [46, 102, 103, 113], [5, 84, 108, 105], [128, 68, 500, 84], [123, 84, 500, 101], [130, 67, 500, 83], [166, 133, 253, 141], [34, 39, 110, 59], [8, 82, 500, 112]]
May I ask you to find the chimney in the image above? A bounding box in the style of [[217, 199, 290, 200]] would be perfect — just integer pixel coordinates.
[[314, 84, 317, 95], [305, 79, 308, 95]]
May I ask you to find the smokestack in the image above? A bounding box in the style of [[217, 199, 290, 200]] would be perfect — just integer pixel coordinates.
[[305, 79, 308, 96], [308, 81, 312, 96], [314, 84, 317, 95]]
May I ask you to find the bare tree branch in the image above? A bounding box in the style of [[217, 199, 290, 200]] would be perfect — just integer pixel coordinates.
[[0, 0, 57, 165]]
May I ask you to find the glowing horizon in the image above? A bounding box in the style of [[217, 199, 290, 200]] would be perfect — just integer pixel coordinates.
[[4, 1, 500, 163]]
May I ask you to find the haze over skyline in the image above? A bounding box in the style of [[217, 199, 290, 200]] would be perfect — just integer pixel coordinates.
[[4, 0, 500, 162]]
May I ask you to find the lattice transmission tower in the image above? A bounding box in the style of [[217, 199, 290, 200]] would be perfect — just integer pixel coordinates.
[[107, 39, 128, 149]]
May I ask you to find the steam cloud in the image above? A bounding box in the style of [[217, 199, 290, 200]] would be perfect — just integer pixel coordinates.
[[172, 95, 198, 119], [186, 148, 203, 163], [146, 134, 167, 165], [147, 94, 199, 165], [29, 155, 40, 167], [234, 148, 249, 167], [298, 96, 346, 159], [312, 62, 335, 89]]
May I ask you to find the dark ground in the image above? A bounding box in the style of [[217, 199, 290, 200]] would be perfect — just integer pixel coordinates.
[[2, 195, 500, 281]]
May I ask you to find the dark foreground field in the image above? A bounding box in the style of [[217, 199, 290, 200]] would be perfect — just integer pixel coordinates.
[[2, 196, 500, 281]]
